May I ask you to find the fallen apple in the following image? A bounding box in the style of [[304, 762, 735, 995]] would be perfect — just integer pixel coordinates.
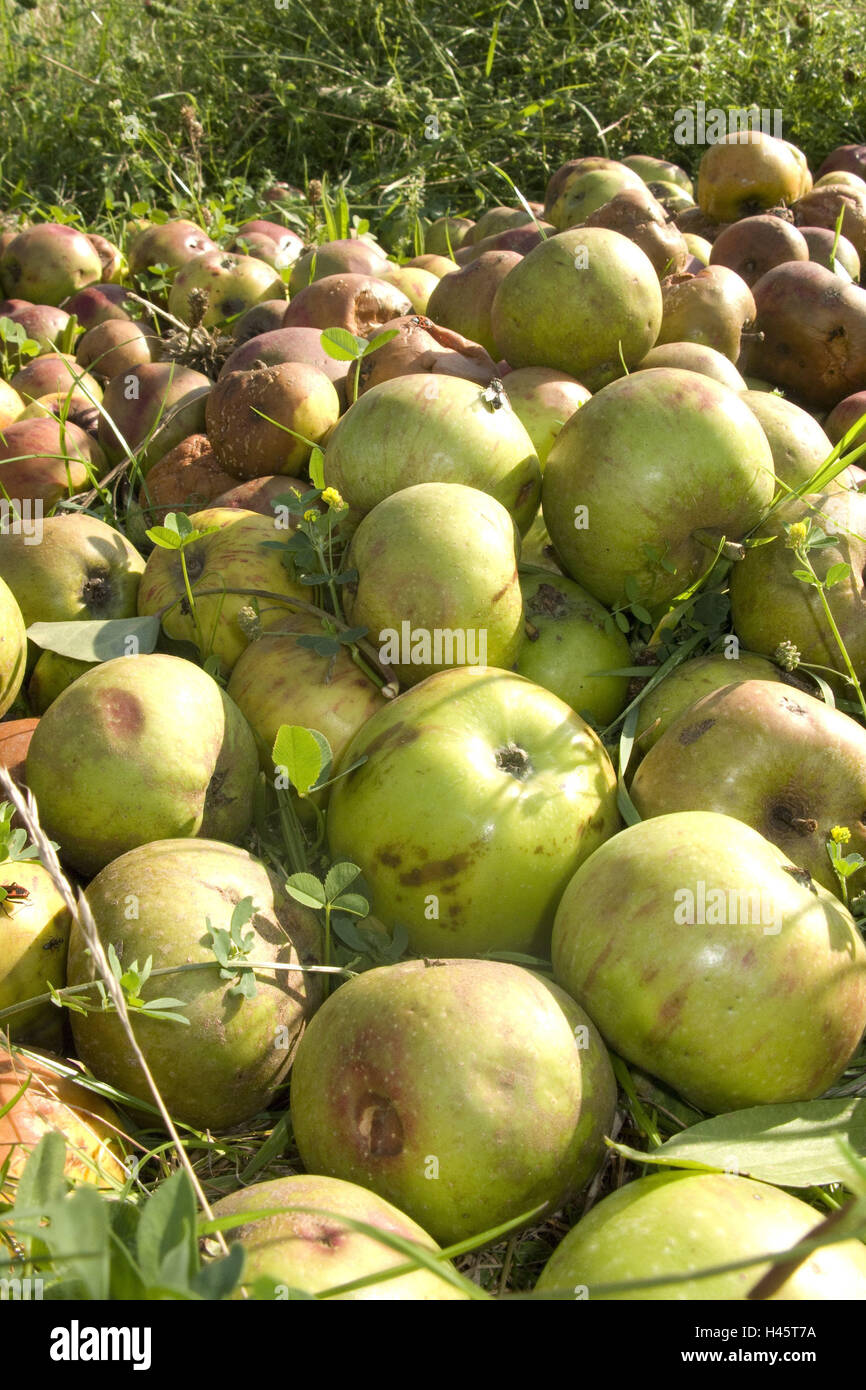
[[26, 653, 259, 875], [210, 1174, 468, 1300], [342, 482, 524, 688], [290, 959, 617, 1246], [326, 665, 619, 956], [67, 839, 322, 1129], [536, 1171, 866, 1299], [552, 810, 866, 1112], [630, 678, 866, 892], [542, 367, 775, 610]]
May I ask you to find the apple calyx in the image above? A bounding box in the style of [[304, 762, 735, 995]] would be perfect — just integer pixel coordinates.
[[496, 742, 533, 780], [81, 570, 115, 613]]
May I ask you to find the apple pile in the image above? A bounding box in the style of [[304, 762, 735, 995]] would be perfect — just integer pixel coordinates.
[[2, 130, 866, 1301]]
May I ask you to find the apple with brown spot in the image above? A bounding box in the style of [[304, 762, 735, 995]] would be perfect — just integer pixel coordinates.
[[25, 653, 258, 875], [326, 665, 619, 956], [67, 838, 322, 1129], [631, 679, 866, 892], [291, 958, 617, 1245], [552, 810, 866, 1112], [210, 1174, 468, 1300]]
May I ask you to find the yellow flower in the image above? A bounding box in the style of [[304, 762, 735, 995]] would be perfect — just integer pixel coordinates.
[[303, 508, 318, 522], [785, 521, 809, 549], [831, 825, 851, 844], [322, 487, 345, 510]]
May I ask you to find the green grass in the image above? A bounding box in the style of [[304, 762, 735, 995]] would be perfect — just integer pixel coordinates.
[[0, 0, 864, 230]]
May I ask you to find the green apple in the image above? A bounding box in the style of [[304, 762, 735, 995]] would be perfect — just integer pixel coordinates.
[[682, 232, 712, 265], [621, 155, 694, 197], [631, 650, 784, 760], [729, 490, 866, 686], [168, 250, 284, 327], [741, 390, 835, 492], [380, 265, 440, 314], [128, 219, 218, 278], [326, 665, 619, 956], [552, 811, 866, 1113], [26, 653, 259, 876], [323, 374, 541, 535], [501, 367, 590, 468], [67, 839, 322, 1129], [635, 341, 747, 392], [424, 216, 475, 256], [0, 380, 23, 429], [542, 367, 775, 610], [290, 959, 617, 1246], [226, 612, 385, 776], [0, 513, 145, 627], [136, 506, 309, 677], [0, 575, 26, 718], [490, 229, 663, 391], [210, 1174, 468, 1300], [519, 508, 566, 574], [343, 482, 524, 688], [536, 1171, 866, 1299], [0, 224, 103, 306], [0, 860, 71, 1048], [546, 165, 647, 229], [514, 571, 630, 726], [28, 650, 96, 714], [631, 678, 866, 893]]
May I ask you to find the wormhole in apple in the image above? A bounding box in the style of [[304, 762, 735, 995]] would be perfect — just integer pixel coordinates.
[[356, 1092, 404, 1157], [495, 742, 533, 780]]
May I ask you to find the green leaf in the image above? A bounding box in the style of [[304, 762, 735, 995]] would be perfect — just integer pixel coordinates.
[[228, 970, 258, 1001], [205, 922, 233, 968], [309, 448, 325, 490], [359, 328, 399, 357], [612, 1099, 866, 1188], [614, 610, 630, 633], [272, 724, 327, 796], [792, 568, 819, 585], [825, 562, 852, 588], [145, 525, 184, 550], [14, 1131, 68, 1211], [136, 1168, 198, 1290], [324, 862, 361, 901], [230, 896, 256, 941], [630, 604, 653, 625], [191, 1242, 246, 1299], [26, 616, 161, 662], [331, 892, 369, 917], [295, 633, 341, 657], [320, 327, 366, 360], [40, 1185, 112, 1299], [331, 915, 373, 952], [285, 873, 327, 909], [616, 703, 642, 827]]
